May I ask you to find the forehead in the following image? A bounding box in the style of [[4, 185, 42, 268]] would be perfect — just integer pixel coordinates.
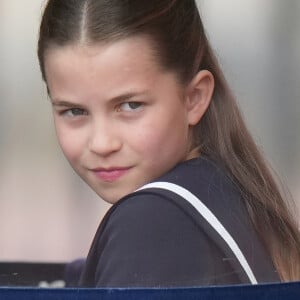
[[45, 36, 160, 74], [45, 36, 164, 86], [44, 35, 181, 101]]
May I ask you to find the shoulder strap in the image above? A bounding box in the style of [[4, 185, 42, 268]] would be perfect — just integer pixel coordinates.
[[138, 181, 258, 284]]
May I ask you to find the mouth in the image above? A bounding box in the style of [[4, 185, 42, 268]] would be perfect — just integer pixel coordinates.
[[90, 166, 132, 182]]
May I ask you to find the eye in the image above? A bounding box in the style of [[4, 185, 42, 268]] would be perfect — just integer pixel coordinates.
[[118, 102, 143, 112], [61, 108, 87, 117]]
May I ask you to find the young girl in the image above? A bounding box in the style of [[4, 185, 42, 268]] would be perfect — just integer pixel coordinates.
[[38, 0, 300, 287]]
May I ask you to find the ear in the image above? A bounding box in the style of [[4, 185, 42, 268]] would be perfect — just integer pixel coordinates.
[[185, 70, 214, 125]]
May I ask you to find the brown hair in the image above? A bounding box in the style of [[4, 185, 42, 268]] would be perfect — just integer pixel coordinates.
[[38, 0, 300, 281]]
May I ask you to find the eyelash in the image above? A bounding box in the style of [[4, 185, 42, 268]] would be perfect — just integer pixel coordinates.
[[57, 101, 143, 117], [116, 101, 143, 112], [59, 108, 87, 117]]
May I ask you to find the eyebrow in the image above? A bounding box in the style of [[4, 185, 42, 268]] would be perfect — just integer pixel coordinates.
[[110, 91, 152, 105], [51, 91, 151, 107], [51, 100, 82, 107]]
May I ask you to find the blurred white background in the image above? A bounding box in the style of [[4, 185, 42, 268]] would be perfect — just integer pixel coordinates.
[[0, 0, 299, 263]]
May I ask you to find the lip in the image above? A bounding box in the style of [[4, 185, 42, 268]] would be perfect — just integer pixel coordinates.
[[91, 167, 131, 182]]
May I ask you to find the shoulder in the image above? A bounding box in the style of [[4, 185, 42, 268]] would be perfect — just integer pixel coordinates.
[[82, 190, 237, 287], [99, 190, 203, 249]]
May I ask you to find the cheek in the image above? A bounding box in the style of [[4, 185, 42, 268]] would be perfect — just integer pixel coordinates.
[[54, 124, 83, 163], [131, 115, 188, 158], [136, 130, 163, 154]]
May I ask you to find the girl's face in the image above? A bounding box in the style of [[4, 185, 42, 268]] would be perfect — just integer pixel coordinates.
[[45, 37, 199, 203]]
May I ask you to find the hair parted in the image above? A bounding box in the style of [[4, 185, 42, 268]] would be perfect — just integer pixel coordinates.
[[38, 0, 300, 281], [38, 0, 206, 82]]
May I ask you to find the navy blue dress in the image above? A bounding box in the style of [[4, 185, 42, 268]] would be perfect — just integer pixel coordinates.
[[80, 157, 279, 287]]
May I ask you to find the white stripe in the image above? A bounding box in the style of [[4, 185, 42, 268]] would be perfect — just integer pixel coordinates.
[[137, 181, 258, 284]]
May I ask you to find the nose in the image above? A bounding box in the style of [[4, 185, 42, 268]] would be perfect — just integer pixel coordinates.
[[88, 119, 122, 156]]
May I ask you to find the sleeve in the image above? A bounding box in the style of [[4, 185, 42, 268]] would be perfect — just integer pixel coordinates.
[[82, 192, 240, 287]]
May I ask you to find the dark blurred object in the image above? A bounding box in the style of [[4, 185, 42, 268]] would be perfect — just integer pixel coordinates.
[[0, 262, 66, 287], [64, 258, 85, 287]]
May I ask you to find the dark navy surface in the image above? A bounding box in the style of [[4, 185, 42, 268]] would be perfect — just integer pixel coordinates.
[[0, 282, 300, 300]]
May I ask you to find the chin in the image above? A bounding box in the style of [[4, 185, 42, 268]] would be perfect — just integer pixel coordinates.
[[94, 184, 143, 205], [97, 191, 128, 205], [103, 197, 119, 205]]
